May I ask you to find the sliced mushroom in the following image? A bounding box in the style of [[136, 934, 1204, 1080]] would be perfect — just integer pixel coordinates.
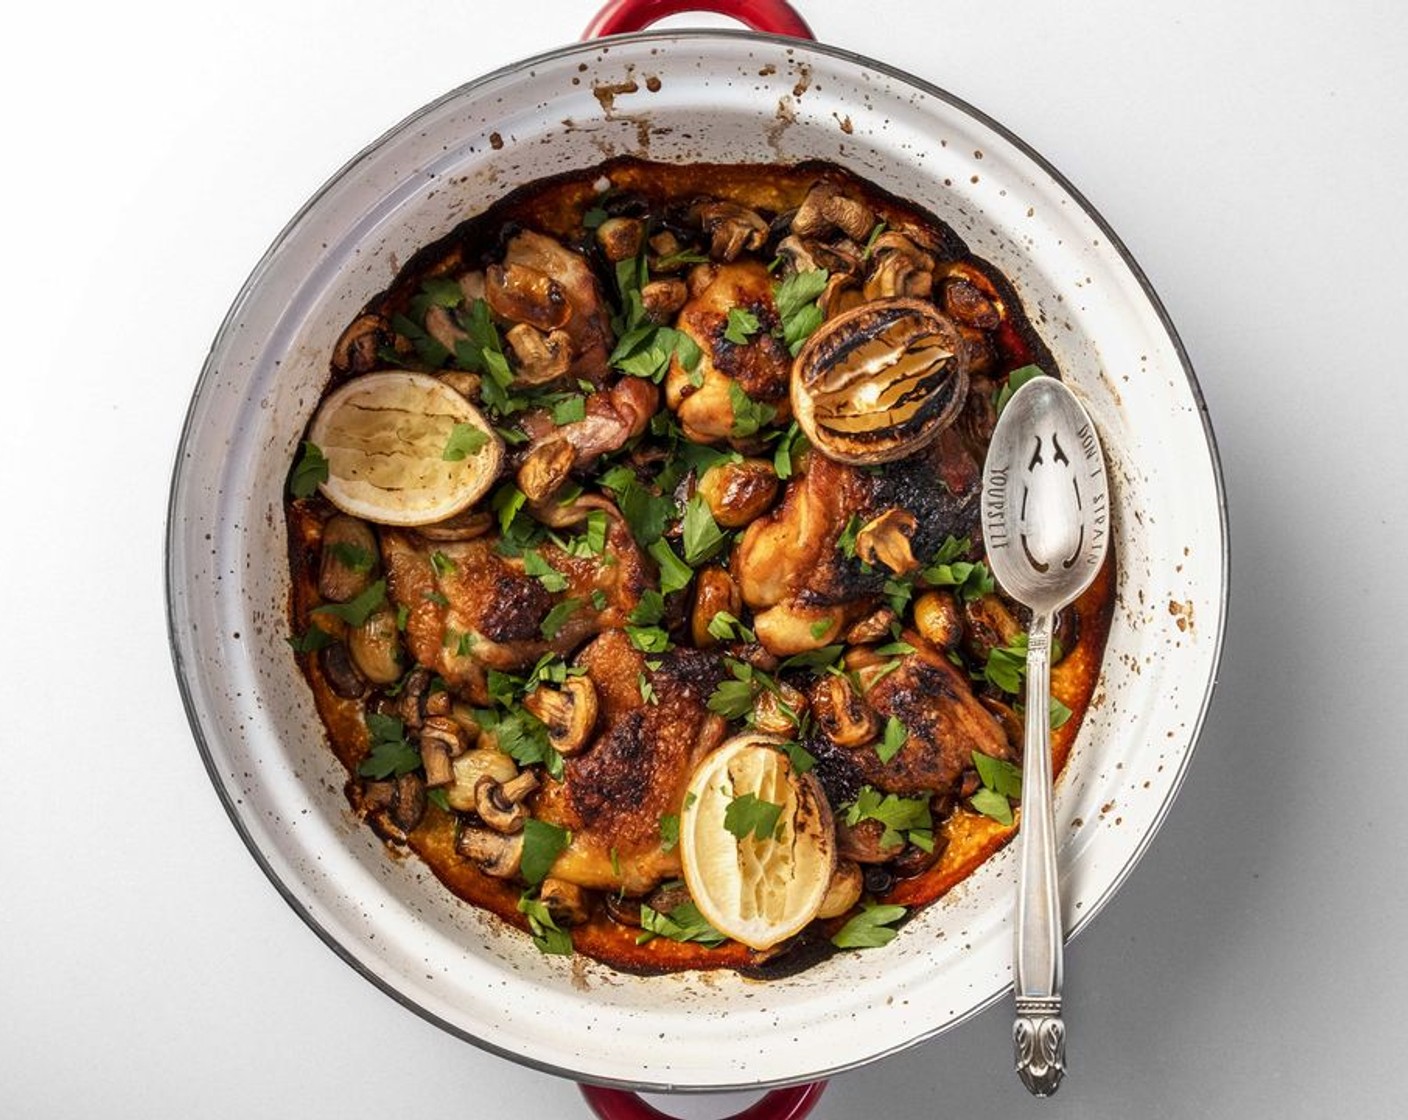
[[604, 893, 643, 928], [485, 262, 571, 331], [397, 667, 432, 732], [318, 643, 366, 699], [459, 270, 486, 305], [419, 716, 468, 789], [332, 313, 390, 374], [819, 273, 863, 321], [539, 878, 592, 927], [388, 772, 426, 834], [505, 323, 573, 385], [791, 182, 875, 242], [752, 681, 807, 736], [516, 437, 576, 503], [962, 593, 1023, 663], [415, 509, 493, 542], [696, 458, 780, 529], [438, 370, 483, 401], [691, 567, 743, 648], [522, 677, 599, 756], [445, 748, 519, 811], [697, 201, 768, 262], [318, 515, 379, 603], [596, 216, 645, 262], [456, 825, 523, 878], [348, 606, 405, 685], [978, 695, 1024, 754], [836, 816, 903, 864], [855, 508, 921, 575], [424, 304, 469, 355], [640, 279, 689, 322], [913, 591, 963, 651], [814, 859, 864, 919], [648, 230, 690, 271], [844, 607, 897, 645], [811, 674, 879, 748], [474, 771, 542, 833], [892, 839, 944, 877], [773, 234, 819, 276]]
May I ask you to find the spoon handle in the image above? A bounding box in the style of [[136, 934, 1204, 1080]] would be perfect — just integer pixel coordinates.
[[1013, 610, 1066, 1096]]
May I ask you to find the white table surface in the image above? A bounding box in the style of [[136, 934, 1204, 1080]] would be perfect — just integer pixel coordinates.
[[3, 1, 1405, 1116]]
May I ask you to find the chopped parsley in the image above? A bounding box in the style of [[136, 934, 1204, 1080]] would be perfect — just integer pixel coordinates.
[[772, 267, 828, 355], [327, 541, 374, 573], [539, 597, 582, 639], [357, 713, 421, 779], [442, 422, 489, 461], [876, 716, 908, 764], [682, 494, 727, 566], [993, 364, 1045, 417], [970, 750, 1022, 825], [289, 441, 329, 498], [723, 792, 783, 842], [647, 539, 694, 594], [312, 579, 387, 627], [658, 813, 680, 852], [921, 536, 995, 601], [287, 624, 336, 654], [724, 306, 761, 345], [727, 382, 777, 438], [518, 891, 573, 956], [521, 818, 571, 885], [831, 903, 907, 949], [637, 899, 726, 947], [844, 786, 934, 851]]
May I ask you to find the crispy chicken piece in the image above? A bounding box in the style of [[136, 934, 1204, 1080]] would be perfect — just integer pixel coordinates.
[[497, 230, 615, 384], [515, 377, 658, 499], [840, 634, 1013, 796], [733, 429, 983, 656], [531, 631, 727, 893], [379, 513, 649, 700], [664, 261, 792, 444]]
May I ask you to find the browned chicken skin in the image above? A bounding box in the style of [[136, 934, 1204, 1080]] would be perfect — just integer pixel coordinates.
[[665, 261, 793, 444], [531, 631, 727, 893], [380, 515, 649, 701]]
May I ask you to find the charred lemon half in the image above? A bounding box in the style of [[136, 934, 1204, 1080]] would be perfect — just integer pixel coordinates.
[[790, 297, 970, 464]]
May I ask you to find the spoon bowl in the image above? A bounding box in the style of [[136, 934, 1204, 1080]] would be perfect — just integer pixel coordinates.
[[980, 374, 1110, 1096]]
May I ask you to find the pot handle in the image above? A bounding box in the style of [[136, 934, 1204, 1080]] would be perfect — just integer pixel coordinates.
[[582, 0, 815, 40], [580, 1083, 827, 1120]]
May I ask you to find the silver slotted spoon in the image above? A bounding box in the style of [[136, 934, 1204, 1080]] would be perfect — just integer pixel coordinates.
[[980, 375, 1111, 1096]]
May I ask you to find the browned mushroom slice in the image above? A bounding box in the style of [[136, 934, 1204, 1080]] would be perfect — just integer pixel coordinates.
[[331, 313, 391, 374], [791, 182, 875, 242], [505, 323, 573, 385], [811, 673, 879, 748], [474, 771, 541, 833], [456, 826, 523, 878], [485, 262, 571, 332], [695, 458, 780, 528], [696, 201, 769, 262], [498, 231, 614, 383], [318, 515, 379, 603], [596, 216, 645, 263], [791, 298, 971, 465], [854, 508, 921, 575], [522, 676, 599, 757]]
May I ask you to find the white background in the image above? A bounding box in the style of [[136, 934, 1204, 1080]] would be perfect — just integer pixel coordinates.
[[2, 1, 1405, 1117]]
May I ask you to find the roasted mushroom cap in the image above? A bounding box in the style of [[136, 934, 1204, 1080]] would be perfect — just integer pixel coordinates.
[[456, 826, 523, 878], [814, 859, 864, 919], [811, 673, 879, 748], [522, 676, 599, 756], [790, 298, 971, 465], [474, 771, 542, 833]]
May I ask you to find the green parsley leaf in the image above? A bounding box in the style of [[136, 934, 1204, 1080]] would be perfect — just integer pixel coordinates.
[[970, 786, 1014, 825], [520, 818, 571, 885], [628, 588, 666, 626], [809, 618, 833, 640], [654, 249, 711, 269], [993, 365, 1045, 417], [1049, 695, 1073, 730], [442, 422, 489, 461], [876, 716, 908, 764], [647, 539, 694, 594], [637, 900, 726, 947], [773, 422, 809, 480], [582, 206, 609, 230], [682, 494, 727, 566], [773, 268, 828, 333], [357, 713, 421, 779], [392, 312, 450, 368], [327, 541, 374, 573], [778, 739, 816, 773], [518, 891, 573, 955], [286, 625, 336, 653], [707, 610, 755, 643], [312, 579, 387, 627], [395, 604, 410, 631], [421, 276, 464, 308], [639, 672, 659, 706], [836, 514, 862, 559], [780, 645, 845, 674], [659, 813, 680, 852], [626, 625, 672, 653], [522, 548, 569, 593], [972, 750, 1023, 799], [600, 467, 674, 548], [724, 306, 761, 345], [831, 903, 906, 949], [727, 382, 777, 438], [491, 483, 528, 538], [539, 598, 582, 639], [724, 792, 783, 842], [289, 441, 329, 498], [844, 786, 933, 849], [430, 550, 457, 578], [873, 640, 916, 656], [426, 787, 451, 812], [860, 220, 888, 261], [551, 394, 588, 425], [984, 635, 1029, 694], [883, 576, 915, 616]]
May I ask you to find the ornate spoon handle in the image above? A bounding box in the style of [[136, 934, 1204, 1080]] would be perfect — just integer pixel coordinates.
[[1013, 611, 1066, 1096]]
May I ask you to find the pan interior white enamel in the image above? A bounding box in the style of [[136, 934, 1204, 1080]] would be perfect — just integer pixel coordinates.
[[168, 32, 1223, 1089]]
